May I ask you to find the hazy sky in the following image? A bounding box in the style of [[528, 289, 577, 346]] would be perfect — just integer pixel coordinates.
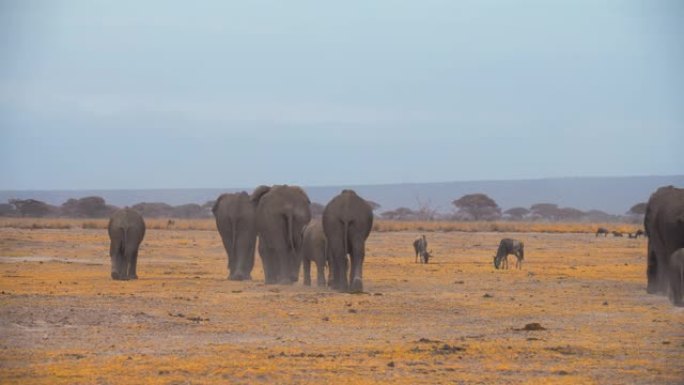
[[1, 0, 682, 190]]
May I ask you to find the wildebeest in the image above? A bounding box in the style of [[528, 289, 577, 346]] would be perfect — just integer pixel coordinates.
[[644, 186, 684, 302], [493, 238, 524, 270], [596, 227, 609, 237], [413, 235, 427, 263], [612, 231, 624, 237], [628, 230, 645, 239]]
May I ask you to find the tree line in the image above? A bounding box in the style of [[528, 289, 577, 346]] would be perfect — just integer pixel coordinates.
[[0, 193, 646, 222]]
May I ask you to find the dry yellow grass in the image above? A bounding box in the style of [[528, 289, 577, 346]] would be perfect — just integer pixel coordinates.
[[0, 217, 642, 234], [0, 225, 681, 384]]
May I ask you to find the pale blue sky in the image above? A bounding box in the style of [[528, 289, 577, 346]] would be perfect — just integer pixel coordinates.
[[1, 0, 682, 190]]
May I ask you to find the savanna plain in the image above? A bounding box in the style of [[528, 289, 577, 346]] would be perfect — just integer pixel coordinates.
[[0, 219, 682, 384]]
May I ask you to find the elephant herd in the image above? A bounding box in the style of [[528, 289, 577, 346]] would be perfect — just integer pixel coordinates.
[[108, 185, 373, 293], [107, 184, 684, 304]]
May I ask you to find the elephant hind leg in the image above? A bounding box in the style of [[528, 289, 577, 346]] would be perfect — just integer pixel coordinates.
[[316, 259, 326, 287], [303, 257, 312, 286]]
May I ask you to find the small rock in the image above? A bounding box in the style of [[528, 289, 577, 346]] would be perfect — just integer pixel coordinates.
[[373, 292, 383, 296], [387, 361, 395, 367], [603, 301, 608, 306], [662, 341, 671, 345], [453, 280, 464, 284], [555, 370, 569, 376], [348, 309, 357, 313], [522, 323, 546, 331], [321, 316, 330, 321], [483, 293, 493, 298]]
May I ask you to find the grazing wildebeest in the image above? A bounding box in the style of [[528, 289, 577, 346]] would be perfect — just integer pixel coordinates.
[[493, 238, 524, 270], [644, 186, 684, 301], [413, 235, 427, 263], [596, 227, 609, 237], [300, 221, 331, 287], [108, 208, 145, 280], [635, 229, 645, 238], [669, 248, 684, 306], [166, 219, 175, 228], [612, 231, 624, 237], [212, 192, 258, 281], [323, 189, 373, 292]]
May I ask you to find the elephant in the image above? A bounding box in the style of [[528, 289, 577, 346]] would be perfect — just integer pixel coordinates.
[[644, 185, 684, 302], [300, 220, 331, 287], [108, 208, 145, 280], [252, 185, 311, 284], [323, 189, 374, 293], [669, 248, 684, 306], [212, 192, 257, 281]]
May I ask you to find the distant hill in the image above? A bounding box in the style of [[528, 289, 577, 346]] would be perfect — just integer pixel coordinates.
[[1, 175, 682, 215]]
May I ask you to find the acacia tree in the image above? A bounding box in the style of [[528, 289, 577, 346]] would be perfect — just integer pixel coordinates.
[[10, 199, 55, 217], [451, 193, 501, 221], [627, 202, 647, 216], [530, 203, 560, 220], [504, 207, 530, 220]]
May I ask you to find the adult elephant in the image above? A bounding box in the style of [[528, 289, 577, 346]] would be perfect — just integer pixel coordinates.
[[644, 185, 684, 305], [108, 208, 145, 280], [212, 192, 257, 281], [252, 185, 311, 284], [323, 189, 373, 293]]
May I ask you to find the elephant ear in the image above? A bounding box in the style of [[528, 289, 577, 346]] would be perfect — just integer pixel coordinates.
[[251, 185, 271, 204]]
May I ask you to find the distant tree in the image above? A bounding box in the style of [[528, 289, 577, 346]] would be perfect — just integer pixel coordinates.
[[627, 202, 647, 216], [131, 202, 174, 218], [10, 199, 55, 217], [504, 207, 530, 220], [0, 203, 17, 217], [451, 193, 501, 221], [530, 203, 560, 220], [172, 204, 207, 218], [310, 202, 325, 218], [556, 207, 585, 221], [585, 209, 618, 223], [380, 207, 417, 221], [60, 196, 116, 218]]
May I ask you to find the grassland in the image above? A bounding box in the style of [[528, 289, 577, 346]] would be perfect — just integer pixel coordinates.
[[0, 221, 681, 384]]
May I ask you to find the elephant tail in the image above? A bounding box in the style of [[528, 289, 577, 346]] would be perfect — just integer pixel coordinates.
[[343, 220, 349, 258]]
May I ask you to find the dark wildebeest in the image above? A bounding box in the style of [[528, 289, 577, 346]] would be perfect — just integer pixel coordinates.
[[596, 227, 609, 237], [669, 248, 684, 306], [612, 231, 624, 237], [108, 208, 145, 280], [413, 235, 427, 263], [635, 229, 645, 238], [493, 238, 524, 270], [323, 189, 373, 293], [644, 186, 684, 304]]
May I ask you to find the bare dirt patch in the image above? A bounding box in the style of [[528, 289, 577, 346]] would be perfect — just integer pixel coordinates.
[[0, 226, 682, 384]]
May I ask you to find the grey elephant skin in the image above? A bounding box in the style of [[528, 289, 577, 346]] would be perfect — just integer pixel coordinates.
[[108, 208, 145, 280], [669, 248, 684, 306], [323, 189, 373, 293], [301, 220, 331, 287], [644, 186, 684, 305], [212, 192, 257, 280], [252, 185, 311, 284]]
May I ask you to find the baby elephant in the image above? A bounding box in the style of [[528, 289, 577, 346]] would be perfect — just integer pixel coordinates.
[[108, 208, 145, 280], [300, 221, 331, 287], [670, 248, 684, 307]]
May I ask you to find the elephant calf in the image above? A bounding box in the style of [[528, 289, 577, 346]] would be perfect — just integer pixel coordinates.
[[323, 189, 374, 293], [108, 208, 145, 280], [301, 221, 331, 287]]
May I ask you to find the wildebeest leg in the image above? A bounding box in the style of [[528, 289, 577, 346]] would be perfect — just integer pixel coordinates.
[[349, 240, 365, 293], [303, 256, 312, 286]]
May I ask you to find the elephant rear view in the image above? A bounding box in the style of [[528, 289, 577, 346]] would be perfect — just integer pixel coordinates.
[[212, 192, 257, 281], [323, 189, 373, 292], [108, 208, 145, 280], [252, 185, 312, 284]]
